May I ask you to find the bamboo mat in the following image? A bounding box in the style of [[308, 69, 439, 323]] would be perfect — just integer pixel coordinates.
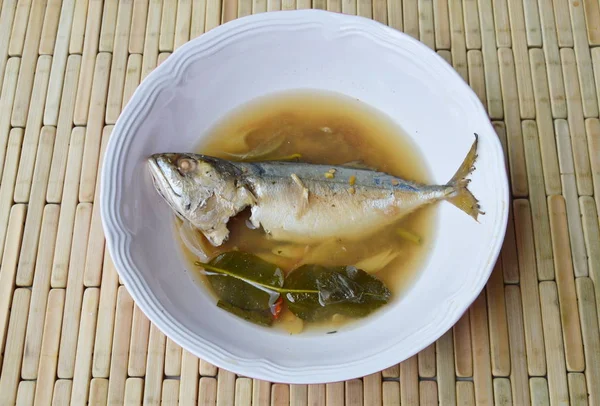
[[0, 0, 599, 405]]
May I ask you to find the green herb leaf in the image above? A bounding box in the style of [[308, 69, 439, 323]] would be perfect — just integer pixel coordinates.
[[197, 251, 284, 311], [196, 252, 392, 327], [216, 300, 274, 327], [284, 265, 391, 322]]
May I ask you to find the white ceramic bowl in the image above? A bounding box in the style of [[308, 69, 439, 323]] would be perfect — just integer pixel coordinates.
[[101, 9, 509, 383]]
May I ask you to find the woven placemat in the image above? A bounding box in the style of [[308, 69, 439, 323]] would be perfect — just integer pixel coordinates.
[[0, 0, 599, 404]]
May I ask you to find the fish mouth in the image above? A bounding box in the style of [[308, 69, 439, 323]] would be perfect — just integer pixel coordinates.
[[147, 156, 178, 198]]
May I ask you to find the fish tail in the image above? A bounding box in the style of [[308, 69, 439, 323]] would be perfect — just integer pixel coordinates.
[[444, 134, 483, 221]]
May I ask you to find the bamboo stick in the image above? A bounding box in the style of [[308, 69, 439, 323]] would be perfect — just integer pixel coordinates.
[[418, 0, 434, 49], [400, 355, 419, 405], [143, 323, 167, 405], [99, 0, 118, 52], [307, 384, 325, 406], [0, 57, 20, 180], [174, 0, 192, 46], [493, 378, 512, 406], [382, 382, 399, 406], [325, 382, 343, 406], [504, 286, 531, 406], [363, 373, 381, 406], [83, 126, 111, 287], [190, 0, 207, 39], [567, 373, 588, 406], [512, 199, 547, 375], [289, 384, 308, 406], [344, 380, 362, 406], [128, 304, 150, 376], [0, 289, 31, 405], [567, 0, 599, 117], [402, 0, 418, 40], [72, 0, 103, 125], [91, 249, 119, 377], [15, 126, 54, 285], [43, 0, 76, 126], [539, 282, 570, 406], [492, 0, 510, 46], [10, 0, 45, 127], [548, 195, 585, 372], [521, 120, 554, 281], [498, 48, 528, 197], [89, 378, 109, 405], [107, 287, 135, 405], [419, 381, 438, 406], [13, 54, 52, 203], [159, 0, 177, 51], [141, 0, 162, 79], [418, 343, 436, 378], [70, 288, 100, 406], [48, 127, 85, 289], [561, 47, 594, 196], [575, 277, 600, 406], [180, 349, 199, 405], [477, 0, 503, 118], [68, 0, 89, 54], [79, 52, 111, 202], [470, 291, 494, 405], [0, 204, 26, 356], [105, 0, 134, 124], [20, 205, 60, 379], [433, 0, 450, 49], [31, 288, 64, 405], [485, 259, 510, 377], [57, 203, 93, 378], [0, 1, 18, 89], [529, 378, 550, 405], [39, 0, 61, 54], [51, 380, 72, 405], [529, 48, 562, 195], [436, 330, 457, 406], [253, 380, 271, 406], [162, 379, 180, 405], [552, 0, 574, 46], [164, 338, 182, 377], [15, 381, 35, 406], [555, 119, 589, 277], [0, 128, 23, 261], [537, 0, 567, 118], [46, 54, 82, 202], [123, 377, 144, 405]]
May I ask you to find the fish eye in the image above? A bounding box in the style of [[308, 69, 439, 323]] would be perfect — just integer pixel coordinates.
[[177, 158, 196, 174]]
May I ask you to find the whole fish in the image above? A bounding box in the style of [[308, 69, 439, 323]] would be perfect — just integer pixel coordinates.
[[148, 135, 482, 246]]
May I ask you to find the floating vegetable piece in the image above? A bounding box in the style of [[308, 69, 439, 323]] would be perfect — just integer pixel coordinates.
[[396, 228, 422, 245], [279, 310, 304, 334], [216, 301, 274, 326], [197, 251, 283, 311], [225, 131, 286, 161], [284, 264, 391, 322], [354, 249, 399, 274]]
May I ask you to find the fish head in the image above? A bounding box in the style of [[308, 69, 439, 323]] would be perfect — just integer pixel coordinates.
[[147, 153, 254, 246]]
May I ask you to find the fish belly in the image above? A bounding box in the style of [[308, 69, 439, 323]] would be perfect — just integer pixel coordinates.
[[247, 180, 434, 243]]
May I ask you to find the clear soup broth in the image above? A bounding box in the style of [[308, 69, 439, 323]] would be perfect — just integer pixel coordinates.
[[178, 90, 437, 334]]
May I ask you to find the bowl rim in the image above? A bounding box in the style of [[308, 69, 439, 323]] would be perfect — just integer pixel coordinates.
[[101, 9, 510, 384]]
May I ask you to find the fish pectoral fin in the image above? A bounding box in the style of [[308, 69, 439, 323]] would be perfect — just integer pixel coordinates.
[[291, 173, 310, 219], [202, 223, 230, 247]]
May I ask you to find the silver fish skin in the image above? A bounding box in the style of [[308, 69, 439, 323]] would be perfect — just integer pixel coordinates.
[[147, 136, 481, 246]]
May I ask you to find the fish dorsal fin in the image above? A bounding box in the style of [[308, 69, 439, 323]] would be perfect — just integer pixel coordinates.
[[340, 160, 378, 171]]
